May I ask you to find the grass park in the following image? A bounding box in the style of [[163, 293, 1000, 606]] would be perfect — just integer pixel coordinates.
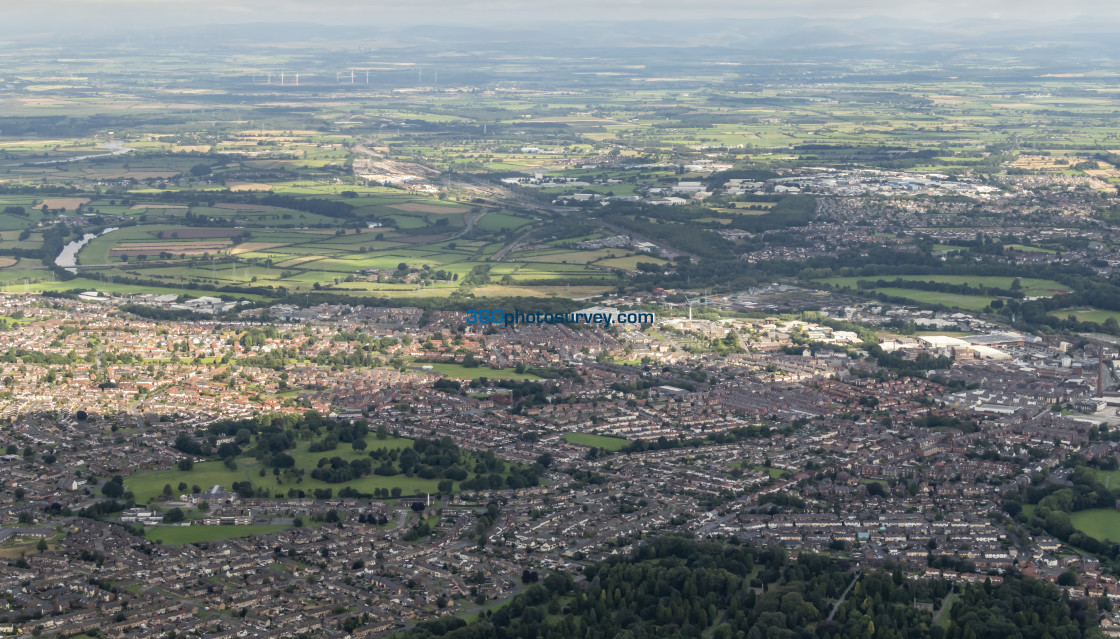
[[125, 433, 528, 504], [816, 275, 1070, 312], [818, 275, 1068, 294], [419, 361, 543, 381], [1070, 509, 1120, 543], [145, 524, 292, 546], [563, 432, 630, 450], [1051, 308, 1120, 325]]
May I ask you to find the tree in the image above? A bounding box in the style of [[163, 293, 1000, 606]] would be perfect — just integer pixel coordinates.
[[293, 516, 304, 527], [101, 480, 124, 499], [391, 487, 402, 498], [36, 539, 48, 553], [75, 410, 88, 421], [163, 508, 185, 523], [438, 479, 454, 494]]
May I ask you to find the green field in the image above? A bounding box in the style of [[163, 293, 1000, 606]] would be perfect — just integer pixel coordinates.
[[818, 275, 1068, 296], [1091, 468, 1120, 489], [852, 288, 995, 312], [146, 524, 291, 545], [750, 464, 786, 479], [124, 433, 532, 503], [1051, 308, 1120, 325], [812, 275, 1078, 311], [1070, 509, 1120, 543], [421, 362, 543, 380], [127, 435, 442, 503], [563, 433, 630, 450]]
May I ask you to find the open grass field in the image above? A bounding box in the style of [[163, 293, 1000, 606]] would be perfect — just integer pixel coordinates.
[[818, 275, 1069, 296], [124, 434, 529, 504], [595, 255, 668, 270], [1070, 509, 1120, 543], [421, 362, 543, 380], [750, 465, 787, 479], [563, 432, 630, 450], [146, 524, 291, 546], [126, 435, 442, 503], [1051, 308, 1120, 325], [1091, 468, 1120, 489], [847, 287, 995, 312], [53, 199, 618, 299], [0, 539, 62, 559]]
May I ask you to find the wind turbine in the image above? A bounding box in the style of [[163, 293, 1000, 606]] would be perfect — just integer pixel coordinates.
[[685, 295, 711, 321]]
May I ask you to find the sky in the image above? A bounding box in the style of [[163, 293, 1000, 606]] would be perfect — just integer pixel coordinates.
[[4, 0, 1120, 32]]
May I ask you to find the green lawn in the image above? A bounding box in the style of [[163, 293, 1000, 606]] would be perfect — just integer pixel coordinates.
[[1070, 509, 1120, 543], [126, 434, 513, 503], [1051, 308, 1120, 325], [749, 464, 786, 479], [845, 287, 994, 312], [421, 362, 542, 380], [126, 461, 251, 503], [1093, 468, 1120, 488], [563, 433, 629, 450], [1006, 244, 1058, 254], [818, 275, 1068, 296], [146, 524, 291, 545], [936, 592, 959, 630]]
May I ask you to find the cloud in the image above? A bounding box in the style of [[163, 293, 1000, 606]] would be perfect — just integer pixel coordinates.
[[3, 0, 1120, 32]]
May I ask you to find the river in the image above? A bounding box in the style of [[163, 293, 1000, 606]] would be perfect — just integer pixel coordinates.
[[26, 140, 133, 166], [56, 227, 119, 273]]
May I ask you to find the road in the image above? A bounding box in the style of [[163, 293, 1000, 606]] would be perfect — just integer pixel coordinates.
[[489, 226, 538, 262], [932, 587, 955, 627], [451, 208, 488, 241], [827, 571, 862, 621]]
